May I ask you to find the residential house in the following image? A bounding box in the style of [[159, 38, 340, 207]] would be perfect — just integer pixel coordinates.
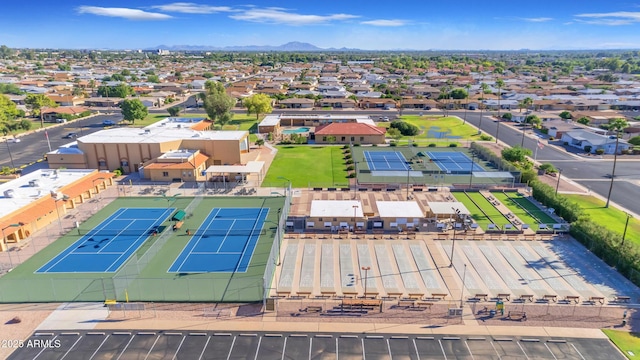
[[41, 106, 89, 122], [400, 98, 438, 110], [561, 130, 631, 154], [278, 98, 315, 109], [318, 98, 357, 109], [360, 98, 398, 109]]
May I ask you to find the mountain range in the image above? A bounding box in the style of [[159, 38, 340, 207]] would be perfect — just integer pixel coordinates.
[[150, 42, 359, 52]]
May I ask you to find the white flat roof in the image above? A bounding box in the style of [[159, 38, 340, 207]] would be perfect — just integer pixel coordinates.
[[310, 200, 363, 218], [0, 169, 95, 220], [428, 201, 471, 216], [78, 128, 246, 144], [259, 113, 373, 128], [259, 115, 280, 127], [146, 117, 207, 129], [205, 161, 264, 174], [376, 201, 424, 218]]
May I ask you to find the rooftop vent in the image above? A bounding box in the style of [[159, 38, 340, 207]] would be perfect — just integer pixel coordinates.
[[3, 189, 15, 198]]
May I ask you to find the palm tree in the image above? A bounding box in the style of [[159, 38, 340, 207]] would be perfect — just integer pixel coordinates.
[[478, 82, 489, 132], [519, 97, 534, 146], [494, 78, 505, 143], [605, 118, 629, 208], [463, 84, 471, 124]]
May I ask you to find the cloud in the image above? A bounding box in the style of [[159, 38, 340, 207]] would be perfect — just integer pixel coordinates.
[[361, 19, 408, 27], [521, 17, 553, 23], [77, 6, 172, 20], [574, 11, 640, 25], [229, 7, 358, 25], [151, 2, 234, 14]]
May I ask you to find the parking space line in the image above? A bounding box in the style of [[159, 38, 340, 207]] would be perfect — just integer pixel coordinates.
[[253, 336, 262, 360], [544, 342, 559, 360], [197, 336, 211, 360], [61, 335, 83, 360], [571, 343, 587, 360], [89, 334, 110, 360], [171, 336, 186, 360], [517, 341, 530, 360], [438, 339, 448, 360]]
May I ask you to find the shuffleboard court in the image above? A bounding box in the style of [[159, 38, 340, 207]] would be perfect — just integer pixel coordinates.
[[36, 208, 175, 273], [168, 207, 269, 273]]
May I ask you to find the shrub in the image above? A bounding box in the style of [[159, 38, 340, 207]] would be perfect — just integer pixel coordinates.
[[346, 165, 355, 171], [390, 120, 419, 136], [345, 159, 354, 164], [479, 134, 493, 141], [343, 149, 351, 154], [113, 168, 123, 177], [344, 154, 352, 159], [342, 145, 349, 149], [549, 136, 555, 140], [539, 163, 557, 174], [428, 143, 436, 147], [412, 143, 418, 147], [347, 173, 356, 178], [449, 143, 458, 147], [563, 141, 569, 146], [501, 112, 512, 120], [372, 144, 378, 147], [583, 145, 592, 153], [629, 136, 640, 146], [621, 149, 630, 155], [595, 148, 605, 155], [390, 141, 397, 147], [353, 143, 361, 147]]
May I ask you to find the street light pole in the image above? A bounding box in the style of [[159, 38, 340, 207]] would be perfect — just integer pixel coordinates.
[[450, 207, 460, 267], [5, 138, 18, 172], [277, 176, 292, 205], [352, 205, 359, 232], [469, 152, 475, 189], [460, 264, 467, 308], [622, 213, 632, 247], [555, 168, 563, 196], [361, 266, 371, 298]]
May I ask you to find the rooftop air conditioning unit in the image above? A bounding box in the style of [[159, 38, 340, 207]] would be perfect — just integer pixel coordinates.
[[144, 129, 151, 134], [29, 179, 40, 187], [3, 189, 15, 198]]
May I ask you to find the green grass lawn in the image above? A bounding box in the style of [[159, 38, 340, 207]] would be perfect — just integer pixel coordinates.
[[382, 115, 482, 146], [222, 114, 258, 132], [263, 145, 349, 188], [564, 194, 640, 246], [466, 192, 511, 226], [453, 193, 492, 230], [499, 192, 556, 223], [603, 330, 640, 359]]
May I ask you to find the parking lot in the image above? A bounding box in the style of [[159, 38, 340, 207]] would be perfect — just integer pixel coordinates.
[[7, 330, 625, 360]]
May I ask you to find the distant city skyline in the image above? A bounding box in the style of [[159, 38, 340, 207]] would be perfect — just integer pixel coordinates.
[[2, 1, 640, 50]]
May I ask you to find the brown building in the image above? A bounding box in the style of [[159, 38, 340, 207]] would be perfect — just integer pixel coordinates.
[[143, 150, 209, 182], [314, 122, 386, 144]]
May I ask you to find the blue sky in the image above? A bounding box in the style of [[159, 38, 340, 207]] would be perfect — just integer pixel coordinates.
[[2, 1, 640, 50]]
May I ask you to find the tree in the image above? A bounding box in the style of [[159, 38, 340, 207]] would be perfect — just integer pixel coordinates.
[[386, 127, 403, 140], [120, 99, 148, 125], [629, 136, 640, 146], [25, 93, 57, 127], [501, 146, 532, 163], [449, 88, 468, 99], [605, 118, 629, 208], [501, 113, 512, 120], [18, 119, 32, 131], [0, 83, 23, 95], [390, 121, 419, 136], [0, 95, 19, 122], [577, 117, 590, 125], [519, 97, 533, 113], [202, 81, 235, 126], [243, 93, 273, 120], [559, 111, 572, 120], [525, 114, 541, 128], [255, 138, 265, 148], [167, 106, 181, 117], [495, 78, 504, 144]]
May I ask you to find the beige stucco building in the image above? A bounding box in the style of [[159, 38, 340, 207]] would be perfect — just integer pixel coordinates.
[[47, 118, 250, 176]]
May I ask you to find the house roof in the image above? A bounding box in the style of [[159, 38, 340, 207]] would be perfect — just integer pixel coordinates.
[[315, 122, 386, 136], [144, 152, 209, 170], [564, 130, 628, 146], [42, 106, 88, 115]]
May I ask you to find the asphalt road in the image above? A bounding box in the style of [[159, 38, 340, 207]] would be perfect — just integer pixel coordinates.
[[446, 110, 640, 215], [0, 113, 123, 170]]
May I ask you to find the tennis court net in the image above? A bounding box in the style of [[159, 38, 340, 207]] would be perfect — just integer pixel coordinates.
[[76, 228, 268, 237]]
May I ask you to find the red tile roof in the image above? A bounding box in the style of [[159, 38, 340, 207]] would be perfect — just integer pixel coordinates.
[[144, 153, 209, 170], [314, 123, 386, 136]]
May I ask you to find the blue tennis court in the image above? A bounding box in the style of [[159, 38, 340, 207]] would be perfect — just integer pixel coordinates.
[[427, 151, 485, 173], [168, 208, 268, 273], [36, 208, 175, 273], [364, 151, 409, 171]]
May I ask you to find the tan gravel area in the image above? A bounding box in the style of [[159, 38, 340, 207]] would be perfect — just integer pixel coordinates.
[[0, 308, 54, 359]]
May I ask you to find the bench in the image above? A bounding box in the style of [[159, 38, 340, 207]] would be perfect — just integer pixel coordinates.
[[428, 293, 448, 301], [614, 296, 631, 303], [301, 306, 322, 313], [397, 300, 415, 308], [543, 294, 558, 302], [496, 293, 511, 301], [564, 295, 580, 304], [507, 311, 527, 321], [474, 293, 489, 301], [589, 296, 605, 305], [519, 294, 534, 302], [414, 302, 433, 310], [173, 221, 184, 231], [276, 291, 291, 298], [408, 293, 425, 300]]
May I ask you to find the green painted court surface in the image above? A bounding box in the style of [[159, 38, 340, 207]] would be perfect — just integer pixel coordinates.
[[0, 196, 285, 303]]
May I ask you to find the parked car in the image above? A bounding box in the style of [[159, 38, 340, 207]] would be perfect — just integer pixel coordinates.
[[55, 118, 67, 123], [62, 132, 78, 139], [102, 119, 116, 126]]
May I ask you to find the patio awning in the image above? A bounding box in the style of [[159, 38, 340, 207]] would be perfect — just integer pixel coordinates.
[[172, 210, 186, 221]]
